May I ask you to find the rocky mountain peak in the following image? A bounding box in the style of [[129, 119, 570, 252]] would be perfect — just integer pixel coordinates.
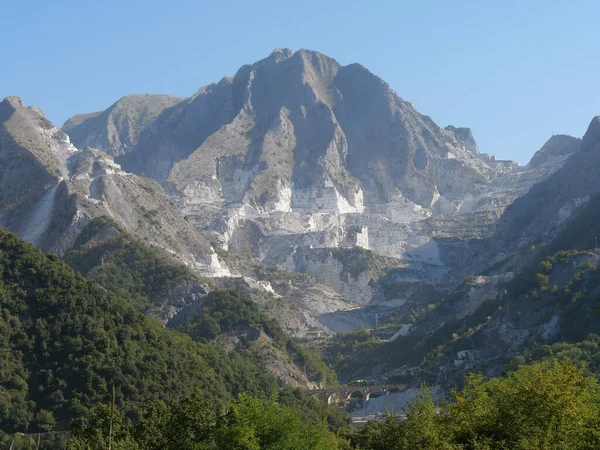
[[63, 93, 183, 157], [1, 97, 52, 130], [62, 49, 517, 234], [28, 105, 48, 118], [581, 116, 600, 152], [269, 47, 293, 61], [333, 62, 396, 108], [445, 126, 480, 154], [497, 119, 600, 245], [1, 95, 24, 109], [0, 96, 224, 275], [527, 134, 581, 169]]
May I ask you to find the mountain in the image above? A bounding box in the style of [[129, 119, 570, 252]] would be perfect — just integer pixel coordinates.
[[64, 216, 355, 335], [0, 96, 224, 275], [61, 49, 530, 317], [63, 94, 182, 157], [64, 48, 499, 211], [2, 93, 366, 334], [497, 118, 599, 245], [6, 47, 600, 401], [61, 50, 600, 362], [527, 134, 581, 169], [323, 121, 600, 386]]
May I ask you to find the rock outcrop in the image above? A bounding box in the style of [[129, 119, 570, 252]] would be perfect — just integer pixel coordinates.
[[497, 119, 599, 245], [527, 134, 581, 169], [0, 96, 225, 275], [63, 94, 182, 157]]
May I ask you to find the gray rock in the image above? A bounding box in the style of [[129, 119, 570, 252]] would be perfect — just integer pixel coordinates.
[[63, 49, 501, 210], [497, 118, 600, 244], [0, 96, 223, 275], [445, 126, 480, 154], [527, 134, 581, 169], [63, 94, 182, 157]]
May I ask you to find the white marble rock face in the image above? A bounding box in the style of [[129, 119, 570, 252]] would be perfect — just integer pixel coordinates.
[[58, 51, 587, 313]]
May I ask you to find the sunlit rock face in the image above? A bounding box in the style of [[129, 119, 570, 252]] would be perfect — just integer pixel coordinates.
[[60, 48, 583, 320], [0, 96, 223, 275], [63, 48, 502, 214], [61, 50, 512, 266]]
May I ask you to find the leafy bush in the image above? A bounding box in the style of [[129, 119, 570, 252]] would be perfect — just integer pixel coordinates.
[[351, 360, 600, 449], [535, 273, 549, 288]]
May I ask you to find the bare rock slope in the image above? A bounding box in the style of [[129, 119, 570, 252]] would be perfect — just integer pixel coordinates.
[[1, 95, 360, 336], [64, 49, 499, 212], [61, 48, 581, 318], [0, 96, 224, 275]]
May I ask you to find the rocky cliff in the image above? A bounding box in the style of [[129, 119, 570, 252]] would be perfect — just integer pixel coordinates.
[[59, 50, 531, 308], [0, 96, 224, 274], [497, 120, 598, 246], [527, 134, 581, 169], [64, 49, 501, 213]]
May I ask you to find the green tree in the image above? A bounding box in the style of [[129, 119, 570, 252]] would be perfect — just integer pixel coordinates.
[[352, 390, 453, 450], [444, 360, 600, 449], [69, 403, 138, 450], [353, 360, 600, 449], [213, 394, 342, 450]]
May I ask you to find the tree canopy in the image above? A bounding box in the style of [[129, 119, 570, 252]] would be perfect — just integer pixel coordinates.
[[0, 229, 335, 440]]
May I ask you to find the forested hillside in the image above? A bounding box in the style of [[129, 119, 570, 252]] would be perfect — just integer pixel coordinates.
[[176, 289, 337, 386], [0, 228, 342, 445], [4, 223, 600, 450], [12, 359, 600, 449], [63, 218, 337, 387], [64, 217, 193, 313]]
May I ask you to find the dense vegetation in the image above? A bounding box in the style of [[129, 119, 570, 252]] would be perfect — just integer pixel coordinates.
[[511, 333, 600, 375], [10, 359, 597, 449], [65, 219, 338, 390], [65, 217, 190, 312], [322, 293, 498, 383], [177, 290, 338, 386], [322, 327, 381, 374], [0, 229, 341, 444], [67, 390, 346, 450], [350, 359, 600, 450], [329, 247, 393, 279]]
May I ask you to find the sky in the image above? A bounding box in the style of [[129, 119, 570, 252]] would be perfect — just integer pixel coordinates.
[[2, 0, 599, 164]]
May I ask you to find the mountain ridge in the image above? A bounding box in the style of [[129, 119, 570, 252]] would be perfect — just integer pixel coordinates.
[[3, 47, 599, 401], [63, 48, 507, 211]]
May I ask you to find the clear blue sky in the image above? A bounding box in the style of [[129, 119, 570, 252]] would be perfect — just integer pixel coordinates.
[[2, 0, 599, 164]]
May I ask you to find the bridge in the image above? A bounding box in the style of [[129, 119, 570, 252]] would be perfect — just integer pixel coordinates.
[[308, 384, 407, 406]]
